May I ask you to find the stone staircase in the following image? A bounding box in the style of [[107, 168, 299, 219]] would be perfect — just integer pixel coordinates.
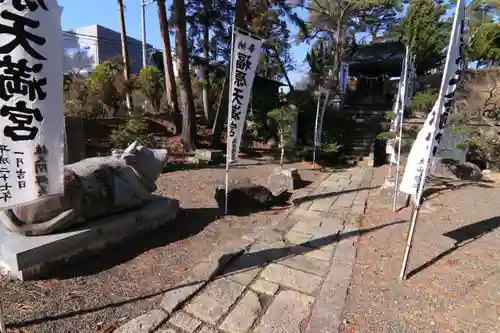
[[342, 107, 388, 165]]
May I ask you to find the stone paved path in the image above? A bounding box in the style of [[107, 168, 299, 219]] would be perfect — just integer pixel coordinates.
[[114, 167, 373, 333]]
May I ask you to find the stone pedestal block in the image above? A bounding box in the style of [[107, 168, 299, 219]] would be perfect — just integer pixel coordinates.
[[0, 196, 179, 280]]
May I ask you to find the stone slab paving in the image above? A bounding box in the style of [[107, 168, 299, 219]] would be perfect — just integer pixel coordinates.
[[260, 263, 323, 294], [114, 309, 168, 333], [184, 277, 246, 325], [168, 311, 202, 332], [116, 167, 373, 333], [220, 290, 262, 333], [250, 279, 279, 296], [253, 290, 315, 333]]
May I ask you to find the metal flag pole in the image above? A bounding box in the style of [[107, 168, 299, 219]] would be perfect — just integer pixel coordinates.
[[0, 285, 6, 333], [392, 112, 405, 212], [392, 46, 410, 212], [312, 146, 317, 168], [225, 25, 236, 216], [140, 0, 148, 68]]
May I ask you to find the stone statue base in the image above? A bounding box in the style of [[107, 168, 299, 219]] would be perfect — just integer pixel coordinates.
[[0, 196, 179, 281]]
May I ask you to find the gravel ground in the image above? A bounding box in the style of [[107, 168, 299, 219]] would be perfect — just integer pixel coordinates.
[[0, 159, 328, 333], [341, 166, 500, 333]]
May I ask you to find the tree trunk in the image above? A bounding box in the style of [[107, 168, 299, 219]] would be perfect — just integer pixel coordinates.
[[117, 0, 132, 110], [210, 0, 247, 148], [173, 0, 197, 151], [331, 17, 347, 91], [202, 0, 211, 123], [157, 0, 182, 133]]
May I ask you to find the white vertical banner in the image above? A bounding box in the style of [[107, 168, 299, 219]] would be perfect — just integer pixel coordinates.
[[339, 62, 349, 93], [399, 0, 467, 199], [390, 45, 411, 133], [405, 53, 417, 107], [226, 29, 263, 163], [314, 86, 330, 147], [0, 0, 64, 209], [386, 45, 411, 162]]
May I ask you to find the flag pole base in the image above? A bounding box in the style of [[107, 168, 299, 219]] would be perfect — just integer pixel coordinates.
[[224, 165, 229, 216], [399, 204, 420, 280], [0, 289, 6, 333], [312, 146, 317, 169], [392, 167, 400, 212]]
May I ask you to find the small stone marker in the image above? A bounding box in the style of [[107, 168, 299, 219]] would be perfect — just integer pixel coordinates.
[[195, 149, 223, 164], [267, 168, 301, 195]]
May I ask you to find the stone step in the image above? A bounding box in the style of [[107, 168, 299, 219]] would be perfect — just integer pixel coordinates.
[[345, 151, 370, 157], [348, 145, 371, 150]]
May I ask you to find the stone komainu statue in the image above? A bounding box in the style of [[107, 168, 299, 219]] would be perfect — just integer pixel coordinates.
[[0, 141, 167, 236]]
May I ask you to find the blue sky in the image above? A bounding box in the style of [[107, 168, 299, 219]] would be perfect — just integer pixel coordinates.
[[59, 0, 310, 84]]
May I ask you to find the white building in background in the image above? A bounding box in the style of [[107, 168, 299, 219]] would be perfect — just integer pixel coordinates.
[[63, 24, 158, 75]]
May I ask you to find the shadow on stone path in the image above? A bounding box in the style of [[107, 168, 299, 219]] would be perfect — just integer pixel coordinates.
[[291, 186, 378, 206], [18, 167, 376, 333], [407, 215, 500, 279], [137, 166, 379, 333], [218, 219, 406, 281]]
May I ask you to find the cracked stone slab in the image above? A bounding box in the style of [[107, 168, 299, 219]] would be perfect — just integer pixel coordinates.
[[279, 253, 331, 276], [157, 328, 178, 333], [332, 191, 358, 208], [161, 240, 249, 314], [292, 208, 339, 220], [273, 217, 299, 234], [161, 279, 205, 314], [256, 231, 285, 245], [220, 290, 262, 333], [289, 245, 335, 261], [332, 238, 357, 266], [284, 230, 312, 245], [225, 243, 274, 286], [305, 259, 354, 333], [184, 277, 246, 325], [308, 197, 336, 212], [168, 311, 202, 332], [114, 309, 167, 333], [253, 290, 315, 333], [260, 263, 322, 294], [291, 216, 343, 237], [250, 279, 279, 296], [198, 325, 220, 333]]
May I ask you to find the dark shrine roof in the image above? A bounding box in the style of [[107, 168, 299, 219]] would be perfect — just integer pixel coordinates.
[[345, 41, 406, 77]]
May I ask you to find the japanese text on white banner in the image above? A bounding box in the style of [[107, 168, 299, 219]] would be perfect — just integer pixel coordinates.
[[399, 0, 467, 198], [227, 30, 263, 163], [0, 0, 65, 209], [314, 87, 330, 147]]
